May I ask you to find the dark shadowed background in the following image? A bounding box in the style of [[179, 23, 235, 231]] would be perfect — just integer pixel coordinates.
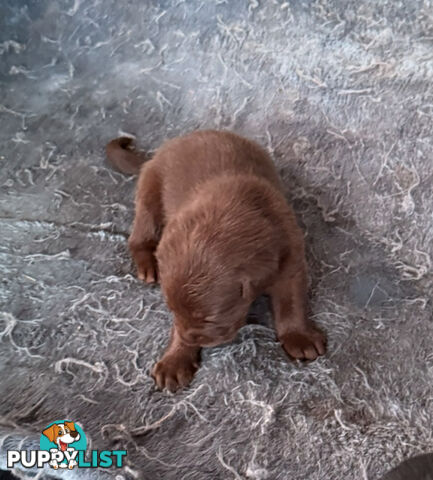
[[1, 1, 432, 479]]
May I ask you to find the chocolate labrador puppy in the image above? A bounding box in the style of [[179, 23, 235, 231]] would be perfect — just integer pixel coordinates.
[[106, 130, 326, 392]]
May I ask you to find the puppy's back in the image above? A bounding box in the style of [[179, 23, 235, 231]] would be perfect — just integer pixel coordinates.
[[151, 130, 283, 218]]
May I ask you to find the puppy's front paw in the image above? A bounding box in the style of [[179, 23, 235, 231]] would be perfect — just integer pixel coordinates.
[[151, 355, 199, 392], [281, 327, 326, 361]]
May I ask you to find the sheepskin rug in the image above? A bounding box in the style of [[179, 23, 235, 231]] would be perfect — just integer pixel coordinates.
[[1, 1, 432, 479]]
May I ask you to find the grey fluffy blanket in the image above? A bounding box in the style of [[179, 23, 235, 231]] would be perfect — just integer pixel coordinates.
[[1, 1, 432, 479]]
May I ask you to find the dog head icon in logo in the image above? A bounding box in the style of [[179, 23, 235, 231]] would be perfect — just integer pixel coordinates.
[[40, 420, 86, 470]]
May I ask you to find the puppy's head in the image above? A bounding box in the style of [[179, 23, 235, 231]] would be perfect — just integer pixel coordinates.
[[156, 199, 280, 347], [167, 277, 252, 347]]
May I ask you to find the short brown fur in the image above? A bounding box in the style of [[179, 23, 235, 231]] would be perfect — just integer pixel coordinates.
[[106, 130, 326, 391]]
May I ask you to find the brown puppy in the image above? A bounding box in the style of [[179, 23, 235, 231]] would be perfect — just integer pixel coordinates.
[[106, 130, 326, 392]]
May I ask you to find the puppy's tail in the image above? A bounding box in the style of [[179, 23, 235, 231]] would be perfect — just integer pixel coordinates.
[[105, 137, 147, 175]]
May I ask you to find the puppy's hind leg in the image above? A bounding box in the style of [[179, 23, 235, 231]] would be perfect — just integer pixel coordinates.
[[128, 162, 163, 283]]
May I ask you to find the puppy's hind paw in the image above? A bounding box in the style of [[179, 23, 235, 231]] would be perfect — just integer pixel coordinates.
[[137, 261, 158, 284], [129, 246, 159, 284]]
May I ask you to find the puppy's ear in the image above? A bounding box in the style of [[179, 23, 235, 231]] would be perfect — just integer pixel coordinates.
[[43, 424, 59, 443], [240, 278, 253, 301]]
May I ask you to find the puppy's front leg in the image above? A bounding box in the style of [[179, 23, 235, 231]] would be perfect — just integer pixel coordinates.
[[268, 261, 326, 361], [151, 324, 201, 392]]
